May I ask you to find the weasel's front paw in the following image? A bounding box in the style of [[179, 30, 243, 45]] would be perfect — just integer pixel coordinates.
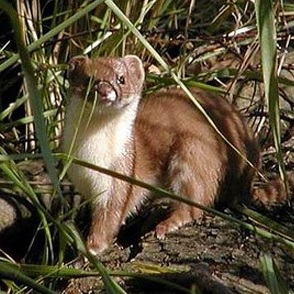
[[86, 234, 111, 255]]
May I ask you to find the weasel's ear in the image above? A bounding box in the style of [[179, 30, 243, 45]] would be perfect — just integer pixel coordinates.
[[124, 55, 145, 87], [68, 55, 90, 85]]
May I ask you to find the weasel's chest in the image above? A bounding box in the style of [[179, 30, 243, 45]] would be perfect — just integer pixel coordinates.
[[63, 110, 134, 201], [74, 129, 120, 168]]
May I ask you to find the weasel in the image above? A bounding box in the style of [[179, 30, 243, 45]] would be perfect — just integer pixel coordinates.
[[63, 55, 288, 255]]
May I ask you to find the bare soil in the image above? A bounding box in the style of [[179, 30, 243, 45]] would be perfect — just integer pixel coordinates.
[[63, 199, 294, 294]]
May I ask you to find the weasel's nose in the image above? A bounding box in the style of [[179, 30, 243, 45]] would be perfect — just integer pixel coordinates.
[[95, 81, 117, 102]]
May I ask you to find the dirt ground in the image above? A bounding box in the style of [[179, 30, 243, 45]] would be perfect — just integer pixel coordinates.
[[63, 199, 294, 294]]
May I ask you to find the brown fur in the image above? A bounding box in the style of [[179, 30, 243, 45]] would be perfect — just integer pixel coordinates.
[[133, 88, 259, 237], [63, 55, 290, 255]]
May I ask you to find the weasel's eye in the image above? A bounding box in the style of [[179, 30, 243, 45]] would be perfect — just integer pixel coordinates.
[[117, 75, 125, 85]]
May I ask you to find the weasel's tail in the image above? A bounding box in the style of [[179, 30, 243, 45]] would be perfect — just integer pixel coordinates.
[[252, 172, 294, 206]]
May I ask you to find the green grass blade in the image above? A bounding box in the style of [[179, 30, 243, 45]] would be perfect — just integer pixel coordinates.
[[0, 260, 192, 294], [0, 261, 56, 294], [236, 205, 294, 241], [0, 12, 95, 264], [64, 223, 127, 294], [260, 253, 293, 294], [104, 0, 170, 71], [0, 0, 105, 73], [0, 148, 55, 259], [0, 1, 62, 200], [255, 0, 286, 185]]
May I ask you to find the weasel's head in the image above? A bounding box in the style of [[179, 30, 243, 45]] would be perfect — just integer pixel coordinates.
[[68, 55, 145, 111]]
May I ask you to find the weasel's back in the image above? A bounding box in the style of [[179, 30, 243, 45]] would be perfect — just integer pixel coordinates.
[[135, 87, 259, 206]]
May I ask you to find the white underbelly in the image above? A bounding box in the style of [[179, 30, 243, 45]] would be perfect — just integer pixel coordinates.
[[66, 131, 123, 205]]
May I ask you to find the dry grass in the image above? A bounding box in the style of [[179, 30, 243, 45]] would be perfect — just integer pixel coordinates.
[[0, 0, 294, 293]]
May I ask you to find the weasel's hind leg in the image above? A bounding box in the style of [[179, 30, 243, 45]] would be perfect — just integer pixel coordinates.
[[155, 147, 223, 239], [155, 202, 203, 239]]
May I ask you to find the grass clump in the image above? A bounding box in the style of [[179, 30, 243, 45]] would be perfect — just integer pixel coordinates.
[[0, 0, 294, 293]]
